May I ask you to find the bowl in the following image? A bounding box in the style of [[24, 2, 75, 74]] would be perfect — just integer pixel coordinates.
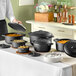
[[43, 52, 63, 63]]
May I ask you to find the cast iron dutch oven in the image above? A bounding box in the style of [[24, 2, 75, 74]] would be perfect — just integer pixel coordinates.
[[12, 40, 27, 48], [33, 39, 53, 52], [2, 33, 25, 44], [54, 38, 71, 52], [29, 30, 54, 45], [64, 40, 76, 57]]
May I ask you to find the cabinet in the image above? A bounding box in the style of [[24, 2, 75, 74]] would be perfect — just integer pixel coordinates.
[[26, 20, 76, 48], [31, 23, 73, 39]]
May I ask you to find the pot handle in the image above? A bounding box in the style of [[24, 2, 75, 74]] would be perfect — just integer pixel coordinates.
[[53, 38, 60, 42], [46, 35, 54, 38], [32, 40, 36, 43], [1, 35, 5, 37], [10, 40, 14, 42], [51, 34, 54, 38], [24, 41, 27, 43], [48, 43, 53, 46], [28, 32, 32, 35], [50, 43, 53, 45]]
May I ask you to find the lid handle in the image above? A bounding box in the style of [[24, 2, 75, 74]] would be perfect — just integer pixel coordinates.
[[54, 38, 60, 42]]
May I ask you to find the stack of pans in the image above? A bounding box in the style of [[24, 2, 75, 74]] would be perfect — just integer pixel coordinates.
[[2, 22, 30, 53], [2, 22, 26, 44]]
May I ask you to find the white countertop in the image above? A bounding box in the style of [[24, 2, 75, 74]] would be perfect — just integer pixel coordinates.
[[0, 40, 76, 76], [26, 20, 76, 30]]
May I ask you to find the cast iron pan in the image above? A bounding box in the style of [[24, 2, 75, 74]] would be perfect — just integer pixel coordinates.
[[64, 40, 76, 57], [8, 23, 26, 32]]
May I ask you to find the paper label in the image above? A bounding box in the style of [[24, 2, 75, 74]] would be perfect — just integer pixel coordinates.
[[54, 13, 57, 17]]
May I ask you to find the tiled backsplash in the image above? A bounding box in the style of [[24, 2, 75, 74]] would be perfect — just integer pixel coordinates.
[[38, 0, 76, 20]]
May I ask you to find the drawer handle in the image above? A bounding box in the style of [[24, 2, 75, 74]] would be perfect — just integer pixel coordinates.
[[38, 27, 45, 29], [58, 30, 65, 32]]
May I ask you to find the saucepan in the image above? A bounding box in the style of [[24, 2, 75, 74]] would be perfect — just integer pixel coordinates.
[[54, 38, 71, 52]]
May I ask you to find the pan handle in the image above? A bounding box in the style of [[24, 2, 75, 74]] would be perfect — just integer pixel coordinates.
[[48, 43, 53, 46], [53, 38, 60, 42]]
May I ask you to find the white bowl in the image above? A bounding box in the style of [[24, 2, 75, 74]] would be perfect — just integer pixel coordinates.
[[43, 52, 63, 63]]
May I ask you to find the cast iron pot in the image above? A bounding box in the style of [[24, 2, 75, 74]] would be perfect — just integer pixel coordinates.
[[12, 40, 27, 48], [28, 30, 54, 45], [64, 40, 76, 57], [33, 39, 53, 52], [2, 33, 25, 44], [18, 46, 29, 53], [54, 38, 71, 52]]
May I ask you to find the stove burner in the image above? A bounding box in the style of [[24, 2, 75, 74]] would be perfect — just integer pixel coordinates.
[[0, 44, 10, 48]]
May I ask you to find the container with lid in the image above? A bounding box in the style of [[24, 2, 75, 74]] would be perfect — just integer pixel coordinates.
[[28, 30, 54, 45]]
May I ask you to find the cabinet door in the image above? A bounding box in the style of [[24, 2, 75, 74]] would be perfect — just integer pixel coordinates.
[[31, 24, 47, 32], [46, 26, 73, 39]]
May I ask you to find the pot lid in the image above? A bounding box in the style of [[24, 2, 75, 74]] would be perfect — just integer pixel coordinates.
[[8, 23, 26, 32], [29, 30, 54, 38], [0, 44, 10, 48], [64, 40, 76, 57]]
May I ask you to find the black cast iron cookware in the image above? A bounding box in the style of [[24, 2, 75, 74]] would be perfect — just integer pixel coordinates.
[[2, 33, 25, 44], [64, 40, 76, 57], [8, 23, 26, 32], [29, 30, 54, 45], [18, 46, 29, 53], [12, 40, 27, 48], [54, 38, 71, 52], [33, 39, 53, 52], [0, 44, 10, 48]]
